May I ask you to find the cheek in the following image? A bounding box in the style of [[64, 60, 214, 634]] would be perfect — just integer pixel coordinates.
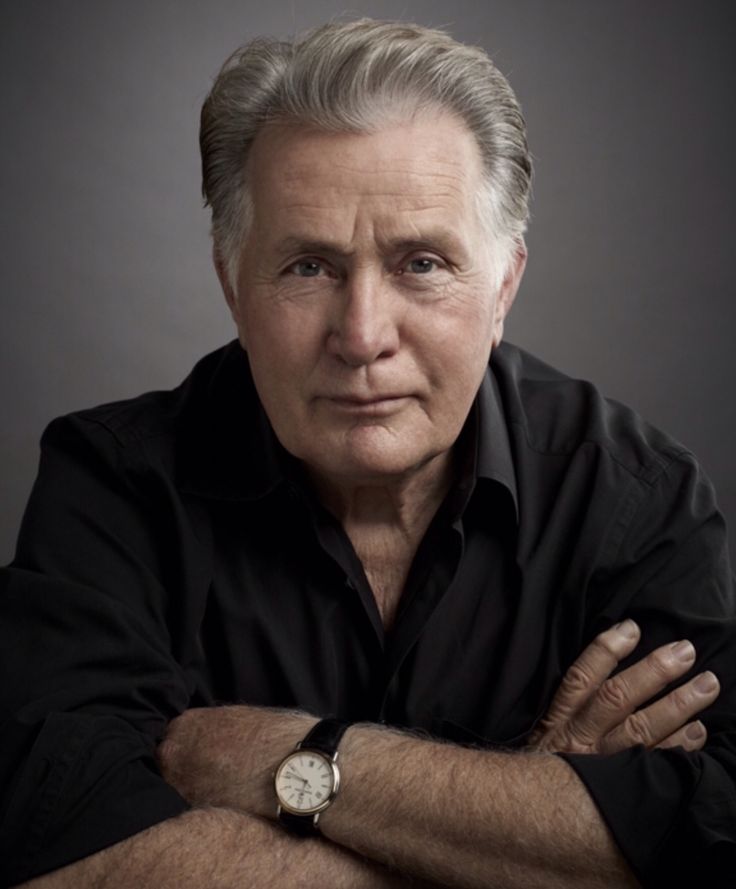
[[466, 291, 498, 340], [420, 302, 496, 421], [239, 306, 327, 415], [423, 295, 496, 368], [237, 296, 309, 362]]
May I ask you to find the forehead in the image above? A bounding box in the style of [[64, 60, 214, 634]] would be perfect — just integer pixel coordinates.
[[245, 113, 484, 237]]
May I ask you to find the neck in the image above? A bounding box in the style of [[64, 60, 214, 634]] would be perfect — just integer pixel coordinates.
[[308, 450, 455, 541], [308, 452, 456, 629]]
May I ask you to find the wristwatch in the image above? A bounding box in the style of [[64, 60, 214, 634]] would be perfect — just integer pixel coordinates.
[[274, 717, 351, 836]]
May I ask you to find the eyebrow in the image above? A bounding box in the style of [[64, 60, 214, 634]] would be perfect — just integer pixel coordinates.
[[274, 237, 352, 259], [273, 231, 469, 260]]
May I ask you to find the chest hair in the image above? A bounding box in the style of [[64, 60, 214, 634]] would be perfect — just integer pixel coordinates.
[[352, 535, 415, 630]]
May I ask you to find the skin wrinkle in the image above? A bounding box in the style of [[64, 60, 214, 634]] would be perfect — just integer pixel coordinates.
[[223, 113, 520, 512], [271, 228, 472, 259], [260, 134, 474, 266], [264, 204, 473, 264], [280, 151, 468, 182], [276, 183, 468, 200]]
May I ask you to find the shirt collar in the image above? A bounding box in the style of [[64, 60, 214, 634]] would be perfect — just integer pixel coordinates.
[[178, 341, 288, 501], [474, 363, 519, 518], [442, 363, 518, 524]]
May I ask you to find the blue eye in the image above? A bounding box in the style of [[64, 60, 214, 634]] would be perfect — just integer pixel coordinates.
[[290, 260, 324, 277], [407, 258, 436, 274]]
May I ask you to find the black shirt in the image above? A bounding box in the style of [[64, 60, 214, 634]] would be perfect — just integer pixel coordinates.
[[1, 341, 734, 887]]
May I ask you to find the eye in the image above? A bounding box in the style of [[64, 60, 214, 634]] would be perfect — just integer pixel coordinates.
[[287, 259, 328, 278], [400, 256, 444, 276]]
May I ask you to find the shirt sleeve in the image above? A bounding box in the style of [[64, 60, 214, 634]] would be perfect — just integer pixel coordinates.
[[560, 449, 736, 888], [0, 413, 198, 886]]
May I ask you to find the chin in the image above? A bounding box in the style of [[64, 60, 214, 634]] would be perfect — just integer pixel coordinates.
[[307, 440, 444, 486], [285, 420, 450, 485]]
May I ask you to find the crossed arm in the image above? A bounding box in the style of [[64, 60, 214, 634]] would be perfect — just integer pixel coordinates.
[[17, 621, 719, 889]]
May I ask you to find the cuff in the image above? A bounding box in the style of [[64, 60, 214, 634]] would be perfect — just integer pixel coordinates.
[[560, 744, 736, 888]]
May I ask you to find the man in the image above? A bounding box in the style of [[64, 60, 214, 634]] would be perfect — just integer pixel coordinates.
[[1, 19, 733, 888]]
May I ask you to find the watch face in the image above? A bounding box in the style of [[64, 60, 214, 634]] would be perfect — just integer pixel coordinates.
[[275, 749, 339, 815]]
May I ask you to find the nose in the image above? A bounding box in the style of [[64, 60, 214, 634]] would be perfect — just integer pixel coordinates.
[[326, 271, 400, 366]]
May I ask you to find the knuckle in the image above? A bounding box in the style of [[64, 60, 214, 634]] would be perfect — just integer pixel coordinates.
[[562, 662, 598, 695], [563, 720, 597, 752], [669, 684, 695, 714], [646, 648, 679, 680], [597, 674, 630, 712], [624, 711, 655, 747], [537, 702, 570, 730]]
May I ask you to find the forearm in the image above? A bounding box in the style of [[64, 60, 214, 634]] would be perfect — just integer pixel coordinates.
[[317, 724, 640, 889], [14, 807, 420, 889], [161, 706, 640, 888]]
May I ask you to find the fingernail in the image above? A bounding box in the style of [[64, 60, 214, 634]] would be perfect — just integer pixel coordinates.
[[671, 640, 695, 663], [615, 619, 638, 639], [685, 721, 706, 741], [694, 671, 719, 694]]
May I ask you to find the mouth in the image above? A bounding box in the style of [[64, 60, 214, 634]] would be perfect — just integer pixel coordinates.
[[324, 394, 411, 415]]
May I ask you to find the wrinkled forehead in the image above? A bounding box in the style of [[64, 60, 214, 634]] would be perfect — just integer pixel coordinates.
[[245, 113, 485, 236], [247, 104, 483, 171]]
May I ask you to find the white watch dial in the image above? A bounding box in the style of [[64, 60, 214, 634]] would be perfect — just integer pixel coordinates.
[[275, 750, 337, 814]]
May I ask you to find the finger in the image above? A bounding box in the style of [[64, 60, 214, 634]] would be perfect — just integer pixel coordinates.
[[656, 720, 708, 752], [600, 671, 720, 753], [568, 638, 698, 746], [569, 639, 696, 746], [541, 620, 641, 727]]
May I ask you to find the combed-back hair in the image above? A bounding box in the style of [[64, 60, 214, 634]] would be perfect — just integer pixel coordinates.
[[200, 19, 532, 288]]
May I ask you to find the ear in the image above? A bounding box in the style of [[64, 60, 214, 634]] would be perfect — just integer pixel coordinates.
[[491, 241, 527, 347], [213, 246, 240, 323]]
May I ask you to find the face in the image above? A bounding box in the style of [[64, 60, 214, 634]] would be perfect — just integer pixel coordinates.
[[219, 113, 525, 488]]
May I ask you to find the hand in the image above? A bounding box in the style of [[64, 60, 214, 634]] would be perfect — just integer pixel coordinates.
[[157, 704, 316, 817], [529, 620, 720, 754]]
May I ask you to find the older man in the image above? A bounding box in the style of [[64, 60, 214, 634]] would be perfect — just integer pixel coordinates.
[[1, 20, 734, 889]]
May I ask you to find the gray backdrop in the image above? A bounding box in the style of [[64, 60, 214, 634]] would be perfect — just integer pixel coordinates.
[[1, 1, 734, 565]]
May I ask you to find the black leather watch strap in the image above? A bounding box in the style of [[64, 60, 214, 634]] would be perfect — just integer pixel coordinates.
[[277, 717, 351, 836], [279, 809, 322, 836], [298, 717, 351, 755]]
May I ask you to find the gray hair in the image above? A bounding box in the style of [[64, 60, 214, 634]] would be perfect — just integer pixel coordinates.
[[200, 19, 532, 289]]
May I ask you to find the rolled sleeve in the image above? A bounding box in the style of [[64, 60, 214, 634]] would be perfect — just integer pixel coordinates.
[[0, 413, 201, 884], [564, 451, 736, 885], [1, 712, 189, 886], [562, 738, 736, 885]]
